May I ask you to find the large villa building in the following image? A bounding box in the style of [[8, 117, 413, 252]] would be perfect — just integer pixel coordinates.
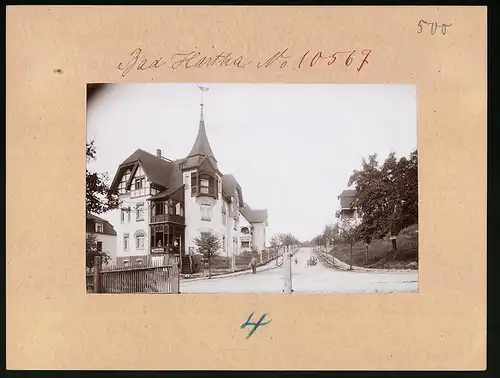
[[109, 90, 268, 271]]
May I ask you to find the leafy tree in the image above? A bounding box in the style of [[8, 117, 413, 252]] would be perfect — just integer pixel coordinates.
[[279, 233, 298, 253], [86, 140, 120, 215], [323, 223, 340, 250], [354, 221, 376, 265], [313, 233, 327, 250], [268, 234, 282, 255], [339, 218, 359, 270], [86, 233, 110, 270], [193, 232, 222, 279], [348, 150, 418, 241]]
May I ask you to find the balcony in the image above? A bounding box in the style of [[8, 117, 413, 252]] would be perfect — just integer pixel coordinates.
[[191, 185, 217, 198], [150, 214, 185, 225]]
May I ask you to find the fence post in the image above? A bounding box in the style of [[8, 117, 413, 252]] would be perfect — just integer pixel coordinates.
[[93, 256, 102, 293], [172, 262, 180, 294]]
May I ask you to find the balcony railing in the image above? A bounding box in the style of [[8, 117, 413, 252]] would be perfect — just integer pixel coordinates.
[[192, 185, 217, 198], [150, 214, 185, 225]]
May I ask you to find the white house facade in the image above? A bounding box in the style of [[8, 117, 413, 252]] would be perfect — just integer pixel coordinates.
[[109, 92, 268, 272], [86, 213, 118, 265]]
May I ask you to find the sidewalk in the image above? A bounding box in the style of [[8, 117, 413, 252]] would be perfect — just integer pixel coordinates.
[[315, 250, 416, 274], [180, 258, 281, 282]]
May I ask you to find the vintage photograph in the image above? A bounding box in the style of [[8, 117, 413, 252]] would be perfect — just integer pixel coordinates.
[[86, 83, 418, 294]]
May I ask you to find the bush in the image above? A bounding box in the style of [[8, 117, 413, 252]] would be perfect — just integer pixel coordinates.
[[400, 224, 418, 236]]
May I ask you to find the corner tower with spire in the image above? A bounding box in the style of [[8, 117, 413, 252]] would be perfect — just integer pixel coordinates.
[[185, 86, 218, 170], [180, 85, 221, 200]]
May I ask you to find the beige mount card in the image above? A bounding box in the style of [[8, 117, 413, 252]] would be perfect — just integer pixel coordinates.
[[6, 6, 486, 370]]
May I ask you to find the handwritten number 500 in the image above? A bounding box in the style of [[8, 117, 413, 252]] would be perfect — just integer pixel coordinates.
[[417, 20, 451, 35]]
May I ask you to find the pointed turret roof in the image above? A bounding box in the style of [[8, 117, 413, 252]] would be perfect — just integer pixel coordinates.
[[187, 113, 217, 161], [184, 87, 218, 170]]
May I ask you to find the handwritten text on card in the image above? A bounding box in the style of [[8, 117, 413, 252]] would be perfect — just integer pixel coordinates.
[[117, 48, 372, 77]]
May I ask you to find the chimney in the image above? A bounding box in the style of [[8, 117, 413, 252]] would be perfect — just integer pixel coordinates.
[[156, 149, 162, 157]]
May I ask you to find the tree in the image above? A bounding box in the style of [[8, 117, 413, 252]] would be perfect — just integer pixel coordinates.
[[279, 233, 298, 253], [323, 223, 340, 250], [339, 218, 359, 270], [86, 140, 120, 215], [86, 233, 110, 270], [355, 221, 376, 265], [313, 233, 327, 250], [348, 150, 418, 242], [268, 234, 282, 255], [193, 232, 222, 279]]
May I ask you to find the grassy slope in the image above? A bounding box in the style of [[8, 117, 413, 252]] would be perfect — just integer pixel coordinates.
[[329, 226, 419, 270]]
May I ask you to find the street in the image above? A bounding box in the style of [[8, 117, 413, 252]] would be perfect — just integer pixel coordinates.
[[180, 247, 418, 294]]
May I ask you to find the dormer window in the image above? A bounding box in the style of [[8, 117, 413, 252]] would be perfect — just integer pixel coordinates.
[[95, 222, 104, 233]]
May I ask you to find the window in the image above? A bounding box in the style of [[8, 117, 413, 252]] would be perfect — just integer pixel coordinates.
[[222, 205, 227, 225], [241, 227, 250, 234], [201, 203, 212, 221], [136, 234, 145, 249], [175, 202, 182, 216], [233, 218, 237, 231], [222, 236, 226, 252], [154, 201, 165, 215], [136, 259, 143, 266], [136, 203, 144, 221], [200, 178, 210, 194], [123, 260, 129, 267], [127, 209, 131, 222], [131, 175, 149, 198], [191, 172, 217, 197], [124, 234, 130, 251], [135, 177, 144, 190], [120, 210, 125, 223], [184, 175, 190, 188], [96, 241, 103, 252], [241, 241, 250, 248], [191, 173, 198, 196], [95, 222, 104, 233]]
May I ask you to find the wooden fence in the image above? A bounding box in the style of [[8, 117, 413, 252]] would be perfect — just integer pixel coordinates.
[[88, 256, 179, 294]]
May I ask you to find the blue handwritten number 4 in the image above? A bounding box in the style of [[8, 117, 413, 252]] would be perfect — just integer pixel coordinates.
[[241, 312, 272, 339]]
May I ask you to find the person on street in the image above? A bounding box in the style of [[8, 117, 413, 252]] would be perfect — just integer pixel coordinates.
[[250, 256, 257, 274]]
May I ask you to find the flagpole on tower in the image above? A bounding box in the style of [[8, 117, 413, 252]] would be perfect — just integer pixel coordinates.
[[198, 85, 209, 121]]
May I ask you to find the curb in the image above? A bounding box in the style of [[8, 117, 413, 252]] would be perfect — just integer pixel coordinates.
[[180, 260, 282, 282]]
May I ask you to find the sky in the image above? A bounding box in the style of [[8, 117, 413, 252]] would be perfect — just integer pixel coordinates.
[[86, 83, 417, 242]]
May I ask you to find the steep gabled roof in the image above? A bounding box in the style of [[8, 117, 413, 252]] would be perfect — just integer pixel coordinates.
[[241, 203, 268, 223], [110, 149, 183, 192], [222, 174, 244, 205], [86, 213, 117, 236], [338, 189, 356, 198]]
